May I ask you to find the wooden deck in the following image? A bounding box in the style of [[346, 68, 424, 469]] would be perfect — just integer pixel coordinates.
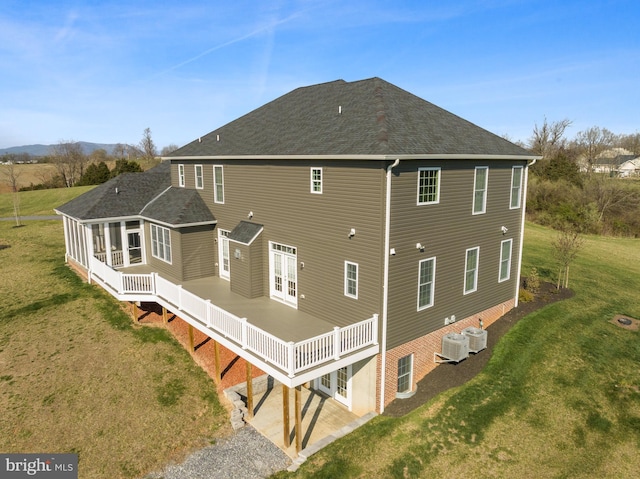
[[120, 264, 337, 343]]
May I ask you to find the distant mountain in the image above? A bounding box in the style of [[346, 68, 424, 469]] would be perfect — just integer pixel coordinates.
[[0, 142, 126, 157]]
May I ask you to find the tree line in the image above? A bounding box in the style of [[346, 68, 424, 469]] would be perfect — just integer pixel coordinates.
[[521, 119, 640, 237]]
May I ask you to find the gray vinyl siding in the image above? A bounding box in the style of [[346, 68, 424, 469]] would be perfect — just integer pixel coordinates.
[[180, 225, 216, 281], [144, 222, 183, 281], [185, 159, 386, 329], [229, 236, 264, 299], [385, 160, 526, 350]]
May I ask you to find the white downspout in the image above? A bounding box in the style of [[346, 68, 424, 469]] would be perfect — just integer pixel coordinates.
[[379, 158, 400, 413], [514, 158, 537, 307]]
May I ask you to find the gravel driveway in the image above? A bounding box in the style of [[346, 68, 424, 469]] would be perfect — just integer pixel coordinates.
[[145, 426, 291, 479]]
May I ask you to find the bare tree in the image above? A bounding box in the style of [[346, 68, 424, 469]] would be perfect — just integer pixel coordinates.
[[528, 117, 573, 159], [51, 141, 88, 187], [139, 128, 157, 160], [575, 126, 615, 173], [1, 161, 22, 226], [551, 228, 584, 289], [160, 144, 180, 156], [617, 132, 640, 156]]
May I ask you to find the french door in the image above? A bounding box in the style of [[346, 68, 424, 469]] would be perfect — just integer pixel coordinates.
[[317, 366, 351, 409], [269, 242, 297, 307]]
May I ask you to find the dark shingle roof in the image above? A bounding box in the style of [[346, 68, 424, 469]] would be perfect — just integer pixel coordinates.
[[229, 221, 264, 245], [55, 161, 171, 220], [56, 161, 216, 226], [141, 187, 216, 227], [170, 77, 533, 158]]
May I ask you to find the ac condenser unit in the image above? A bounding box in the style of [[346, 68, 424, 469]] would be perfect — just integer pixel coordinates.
[[462, 327, 488, 353], [441, 333, 470, 362]]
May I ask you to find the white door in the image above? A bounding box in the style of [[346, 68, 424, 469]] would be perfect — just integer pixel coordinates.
[[218, 229, 230, 280], [317, 366, 351, 409], [269, 242, 297, 307], [127, 231, 142, 265]]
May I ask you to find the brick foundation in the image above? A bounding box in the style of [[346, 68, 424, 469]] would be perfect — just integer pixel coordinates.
[[377, 298, 515, 411]]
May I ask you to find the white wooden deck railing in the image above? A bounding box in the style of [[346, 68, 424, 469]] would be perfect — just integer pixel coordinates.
[[88, 257, 378, 377]]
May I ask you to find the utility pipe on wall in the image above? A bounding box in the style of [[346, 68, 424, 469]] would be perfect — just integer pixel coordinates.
[[379, 158, 400, 413]]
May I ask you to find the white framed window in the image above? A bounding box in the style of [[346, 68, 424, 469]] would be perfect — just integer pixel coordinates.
[[510, 166, 523, 209], [195, 164, 203, 189], [178, 164, 185, 187], [344, 261, 358, 299], [417, 257, 436, 310], [213, 165, 224, 203], [473, 166, 488, 214], [150, 224, 171, 263], [417, 167, 440, 205], [311, 167, 323, 194], [464, 247, 479, 294], [499, 239, 513, 282], [397, 354, 413, 395]]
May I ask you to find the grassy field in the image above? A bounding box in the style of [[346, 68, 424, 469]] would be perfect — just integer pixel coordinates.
[[0, 186, 95, 217], [275, 223, 640, 478], [0, 218, 230, 477]]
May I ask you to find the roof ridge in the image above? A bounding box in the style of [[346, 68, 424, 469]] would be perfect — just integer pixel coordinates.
[[373, 78, 389, 152]]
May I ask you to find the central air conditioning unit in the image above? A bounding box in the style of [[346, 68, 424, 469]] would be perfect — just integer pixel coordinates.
[[462, 326, 488, 353], [436, 332, 470, 363]]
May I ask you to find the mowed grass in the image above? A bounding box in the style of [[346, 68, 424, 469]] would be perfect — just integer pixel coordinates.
[[0, 220, 230, 478], [0, 186, 95, 217], [275, 222, 640, 479]]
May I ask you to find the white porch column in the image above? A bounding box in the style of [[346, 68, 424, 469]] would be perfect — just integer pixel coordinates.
[[104, 222, 113, 266], [120, 221, 129, 267], [62, 216, 71, 261]]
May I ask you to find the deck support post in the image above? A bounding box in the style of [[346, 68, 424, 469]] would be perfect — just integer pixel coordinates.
[[162, 306, 168, 324], [131, 302, 138, 322], [187, 324, 194, 353], [295, 385, 302, 453], [213, 340, 221, 385], [282, 384, 291, 448], [246, 362, 254, 419]]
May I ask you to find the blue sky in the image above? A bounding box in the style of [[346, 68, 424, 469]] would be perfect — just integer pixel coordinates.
[[1, 0, 638, 150]]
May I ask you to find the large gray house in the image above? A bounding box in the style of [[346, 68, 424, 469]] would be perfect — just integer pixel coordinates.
[[56, 77, 539, 420]]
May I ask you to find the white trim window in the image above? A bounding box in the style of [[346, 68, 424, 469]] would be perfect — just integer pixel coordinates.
[[499, 239, 513, 282], [510, 166, 523, 209], [213, 165, 224, 204], [195, 164, 204, 189], [473, 166, 488, 214], [178, 164, 185, 187], [417, 257, 436, 310], [344, 261, 358, 299], [464, 247, 479, 294], [397, 354, 413, 395], [417, 167, 440, 205], [311, 167, 323, 194], [150, 224, 171, 263]]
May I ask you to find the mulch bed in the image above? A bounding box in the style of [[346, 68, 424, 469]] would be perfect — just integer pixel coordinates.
[[383, 282, 574, 417], [131, 282, 573, 418]]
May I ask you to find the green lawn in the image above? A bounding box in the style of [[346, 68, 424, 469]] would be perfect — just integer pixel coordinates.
[[275, 223, 640, 478], [0, 186, 95, 217], [0, 219, 230, 478]]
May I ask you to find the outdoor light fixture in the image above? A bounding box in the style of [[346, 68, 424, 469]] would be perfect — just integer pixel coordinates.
[[348, 228, 356, 238], [248, 211, 254, 219], [416, 242, 424, 250], [501, 226, 508, 234], [390, 248, 396, 256]]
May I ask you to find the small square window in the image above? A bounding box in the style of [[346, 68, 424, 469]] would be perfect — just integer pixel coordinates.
[[417, 167, 440, 205]]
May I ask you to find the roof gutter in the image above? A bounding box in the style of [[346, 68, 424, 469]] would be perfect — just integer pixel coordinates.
[[514, 158, 539, 307], [164, 153, 540, 162], [379, 158, 400, 414]]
